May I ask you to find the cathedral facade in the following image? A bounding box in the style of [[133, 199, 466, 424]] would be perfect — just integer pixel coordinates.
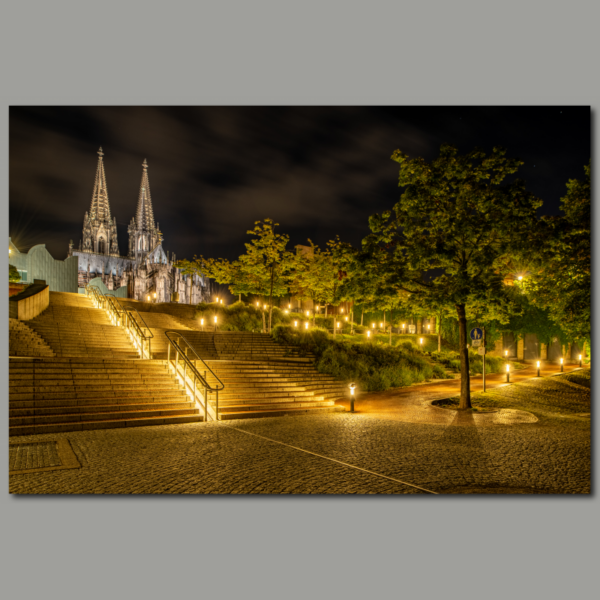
[[69, 148, 209, 304]]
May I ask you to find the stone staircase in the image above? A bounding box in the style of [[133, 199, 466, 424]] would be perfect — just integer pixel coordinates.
[[9, 357, 202, 436], [26, 292, 139, 359], [199, 359, 347, 419], [9, 319, 55, 358]]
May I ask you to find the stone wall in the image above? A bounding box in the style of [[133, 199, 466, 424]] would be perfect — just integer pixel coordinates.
[[9, 280, 50, 320]]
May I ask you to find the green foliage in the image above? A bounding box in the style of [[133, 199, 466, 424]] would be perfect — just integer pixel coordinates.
[[430, 349, 516, 375], [272, 324, 449, 391], [195, 301, 292, 332], [523, 162, 591, 343], [9, 264, 21, 283]]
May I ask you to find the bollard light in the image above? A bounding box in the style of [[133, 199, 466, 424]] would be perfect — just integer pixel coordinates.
[[345, 316, 348, 322], [214, 316, 217, 324], [579, 354, 582, 367], [264, 304, 267, 310], [506, 363, 510, 383], [367, 331, 371, 338], [147, 295, 150, 302], [337, 322, 341, 328], [289, 303, 291, 309], [153, 292, 157, 299], [294, 321, 298, 327], [505, 350, 508, 359], [537, 360, 540, 377], [427, 324, 431, 331], [200, 318, 204, 326], [304, 322, 309, 330], [380, 323, 383, 328], [419, 338, 423, 346], [372, 323, 375, 329], [256, 301, 259, 307], [341, 308, 344, 313], [560, 357, 564, 372], [306, 310, 310, 317], [349, 382, 356, 412], [284, 309, 288, 314], [216, 297, 219, 302]]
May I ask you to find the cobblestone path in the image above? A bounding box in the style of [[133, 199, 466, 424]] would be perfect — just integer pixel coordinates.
[[9, 367, 590, 495]]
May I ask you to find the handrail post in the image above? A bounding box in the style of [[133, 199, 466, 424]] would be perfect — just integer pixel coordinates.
[[204, 371, 208, 422], [183, 347, 187, 381], [216, 389, 219, 421], [167, 343, 171, 365]]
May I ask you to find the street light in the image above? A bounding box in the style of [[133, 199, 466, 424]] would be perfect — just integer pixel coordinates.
[[579, 354, 582, 367], [560, 357, 564, 372], [349, 382, 356, 412], [506, 363, 510, 383], [537, 360, 541, 377], [200, 318, 204, 331]]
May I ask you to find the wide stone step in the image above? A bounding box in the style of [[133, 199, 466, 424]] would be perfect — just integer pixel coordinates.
[[10, 392, 188, 407], [219, 399, 335, 412], [218, 406, 344, 420], [10, 399, 195, 417], [9, 413, 204, 436]]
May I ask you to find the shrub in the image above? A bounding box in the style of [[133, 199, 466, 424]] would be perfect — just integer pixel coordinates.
[[194, 301, 293, 332], [272, 324, 451, 391]]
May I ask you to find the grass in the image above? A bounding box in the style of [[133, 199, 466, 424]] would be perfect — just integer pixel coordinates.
[[272, 324, 450, 392], [436, 370, 591, 425]]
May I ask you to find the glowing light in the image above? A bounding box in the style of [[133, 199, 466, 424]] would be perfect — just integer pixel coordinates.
[[536, 361, 540, 368], [336, 322, 341, 328], [9, 248, 11, 255], [427, 324, 431, 330], [256, 302, 259, 307], [214, 316, 218, 324], [264, 304, 267, 310], [216, 297, 219, 302], [379, 323, 383, 328], [579, 355, 582, 361], [367, 331, 371, 338], [560, 358, 563, 364], [200, 318, 204, 326], [372, 323, 375, 328], [306, 310, 310, 316], [345, 316, 348, 321], [505, 350, 508, 357], [341, 308, 344, 313], [349, 383, 356, 396], [153, 292, 157, 298], [284, 309, 288, 314], [518, 275, 523, 281], [294, 321, 298, 327], [506, 364, 510, 372], [288, 303, 291, 309], [147, 295, 150, 302], [304, 322, 308, 330], [419, 338, 423, 345]]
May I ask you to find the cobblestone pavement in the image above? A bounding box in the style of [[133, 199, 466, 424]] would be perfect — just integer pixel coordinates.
[[9, 367, 590, 495]]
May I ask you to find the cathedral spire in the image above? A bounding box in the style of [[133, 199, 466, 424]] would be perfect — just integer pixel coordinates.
[[136, 158, 156, 231], [89, 147, 111, 222]]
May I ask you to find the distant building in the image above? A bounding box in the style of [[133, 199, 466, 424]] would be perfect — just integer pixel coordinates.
[[69, 148, 210, 304], [9, 238, 78, 293]]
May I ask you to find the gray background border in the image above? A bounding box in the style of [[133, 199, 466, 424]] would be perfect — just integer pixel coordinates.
[[1, 1, 597, 599]]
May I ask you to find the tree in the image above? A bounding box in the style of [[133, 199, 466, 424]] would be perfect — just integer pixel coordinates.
[[367, 144, 541, 409], [523, 162, 590, 345], [9, 264, 21, 283], [177, 219, 290, 332]]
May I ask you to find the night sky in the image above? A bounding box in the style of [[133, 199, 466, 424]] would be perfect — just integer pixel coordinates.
[[9, 106, 590, 263]]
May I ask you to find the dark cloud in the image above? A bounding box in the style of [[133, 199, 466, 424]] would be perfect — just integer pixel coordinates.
[[9, 106, 590, 261]]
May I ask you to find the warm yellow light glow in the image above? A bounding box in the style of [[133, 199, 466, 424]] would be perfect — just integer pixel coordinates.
[[379, 323, 383, 328], [518, 275, 523, 281], [372, 323, 375, 328], [367, 331, 371, 338], [200, 318, 204, 326], [216, 297, 219, 302], [419, 338, 423, 345], [304, 322, 308, 330], [560, 358, 563, 364], [341, 308, 344, 313], [264, 304, 267, 310], [536, 361, 540, 368], [505, 350, 508, 357], [8, 248, 11, 255], [345, 316, 348, 321], [147, 295, 150, 301], [427, 324, 431, 330], [284, 309, 288, 314], [337, 322, 341, 328], [506, 364, 510, 372], [579, 354, 582, 360], [153, 292, 157, 298], [294, 321, 298, 327], [350, 388, 354, 396], [214, 316, 217, 324], [306, 310, 310, 316], [256, 302, 259, 307], [288, 303, 291, 309]]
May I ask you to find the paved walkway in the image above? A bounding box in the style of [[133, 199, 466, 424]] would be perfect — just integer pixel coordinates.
[[8, 363, 589, 495], [334, 363, 583, 426]]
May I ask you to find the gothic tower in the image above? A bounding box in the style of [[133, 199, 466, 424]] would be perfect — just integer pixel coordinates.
[[128, 159, 162, 260], [82, 147, 119, 256]]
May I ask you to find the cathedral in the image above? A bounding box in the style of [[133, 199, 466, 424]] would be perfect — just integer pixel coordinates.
[[68, 148, 209, 304]]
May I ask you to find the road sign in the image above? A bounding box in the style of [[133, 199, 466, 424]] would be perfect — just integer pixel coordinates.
[[470, 327, 484, 341], [472, 339, 482, 347], [477, 346, 486, 355]]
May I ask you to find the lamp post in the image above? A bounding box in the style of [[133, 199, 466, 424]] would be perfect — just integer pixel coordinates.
[[560, 357, 564, 373], [214, 315, 218, 331], [419, 337, 423, 349], [579, 354, 582, 368], [304, 322, 309, 330], [506, 363, 510, 383], [536, 361, 541, 377], [367, 330, 371, 339], [200, 318, 204, 332], [294, 320, 298, 328], [349, 383, 356, 413]]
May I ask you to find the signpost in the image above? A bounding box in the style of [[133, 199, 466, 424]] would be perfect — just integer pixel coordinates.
[[471, 327, 486, 392]]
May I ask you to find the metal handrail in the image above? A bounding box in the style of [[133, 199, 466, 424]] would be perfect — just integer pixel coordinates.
[[123, 307, 154, 359], [165, 330, 225, 421]]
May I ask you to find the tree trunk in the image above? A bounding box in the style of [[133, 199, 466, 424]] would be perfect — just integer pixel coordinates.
[[239, 294, 242, 302], [456, 303, 471, 409], [268, 262, 275, 333]]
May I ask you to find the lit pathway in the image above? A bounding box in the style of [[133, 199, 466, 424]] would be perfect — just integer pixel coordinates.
[[334, 363, 586, 426]]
